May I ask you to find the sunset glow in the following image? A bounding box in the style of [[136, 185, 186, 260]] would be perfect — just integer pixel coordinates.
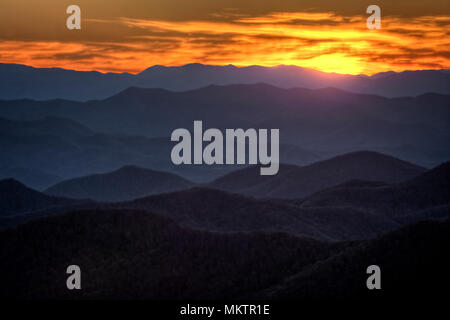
[[0, 1, 449, 75]]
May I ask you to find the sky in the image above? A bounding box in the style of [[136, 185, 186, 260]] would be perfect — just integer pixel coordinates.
[[0, 0, 449, 75]]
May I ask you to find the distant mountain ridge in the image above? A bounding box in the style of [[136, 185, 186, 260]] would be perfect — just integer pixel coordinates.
[[209, 151, 426, 198], [1, 161, 449, 242], [2, 60, 449, 302], [1, 63, 449, 101], [43, 151, 425, 201], [298, 162, 450, 225], [0, 115, 323, 187], [1, 83, 448, 170], [45, 166, 195, 202], [0, 179, 87, 217], [0, 116, 93, 139], [0, 167, 62, 191]]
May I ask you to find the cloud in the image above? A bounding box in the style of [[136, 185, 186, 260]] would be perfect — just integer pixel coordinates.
[[0, 9, 448, 75]]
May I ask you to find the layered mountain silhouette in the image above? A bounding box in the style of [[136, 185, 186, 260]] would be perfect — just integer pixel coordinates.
[[0, 166, 62, 191], [0, 115, 320, 187], [298, 162, 450, 225], [115, 187, 397, 241], [46, 166, 194, 202], [209, 151, 426, 198], [0, 115, 93, 139], [0, 182, 400, 241], [0, 179, 87, 217], [42, 151, 425, 201], [1, 63, 449, 100], [115, 162, 447, 240], [3, 160, 448, 243], [1, 64, 448, 301], [0, 156, 448, 299], [1, 84, 448, 171]]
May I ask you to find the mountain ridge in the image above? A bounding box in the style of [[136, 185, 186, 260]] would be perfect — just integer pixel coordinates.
[[1, 161, 449, 242], [1, 62, 449, 101], [1, 83, 448, 171], [209, 151, 426, 198], [45, 165, 195, 202], [0, 178, 88, 217]]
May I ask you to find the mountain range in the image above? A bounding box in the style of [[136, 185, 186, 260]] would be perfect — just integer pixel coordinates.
[[0, 155, 448, 299], [1, 62, 449, 301], [43, 151, 425, 201], [0, 84, 448, 185], [46, 166, 194, 202], [0, 115, 321, 188], [209, 151, 425, 198], [0, 179, 88, 218], [2, 160, 448, 242], [1, 63, 449, 101], [117, 162, 449, 240], [297, 162, 450, 226]]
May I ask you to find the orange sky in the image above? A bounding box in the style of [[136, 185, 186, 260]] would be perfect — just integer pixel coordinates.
[[0, 0, 449, 75]]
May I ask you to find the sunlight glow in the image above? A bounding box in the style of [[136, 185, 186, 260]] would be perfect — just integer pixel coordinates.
[[0, 11, 448, 75]]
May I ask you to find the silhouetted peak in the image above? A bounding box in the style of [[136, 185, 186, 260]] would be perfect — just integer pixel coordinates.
[[182, 63, 207, 68], [116, 165, 145, 172], [45, 166, 194, 202], [109, 86, 171, 100], [322, 151, 421, 166], [113, 165, 165, 176], [315, 87, 350, 94], [432, 161, 450, 172], [333, 179, 388, 189], [169, 186, 244, 198], [0, 178, 26, 189], [370, 71, 396, 79], [134, 186, 251, 204], [409, 162, 450, 186]]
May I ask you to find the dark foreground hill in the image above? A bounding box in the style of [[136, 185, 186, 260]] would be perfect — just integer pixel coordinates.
[[0, 179, 87, 217], [257, 220, 450, 300], [117, 187, 397, 241], [0, 166, 62, 191], [299, 162, 450, 224], [0, 208, 447, 300], [209, 151, 425, 198], [0, 209, 337, 299], [0, 182, 399, 241], [45, 166, 195, 202], [111, 162, 449, 240]]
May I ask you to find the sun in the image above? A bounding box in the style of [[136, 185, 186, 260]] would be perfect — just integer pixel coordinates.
[[297, 53, 366, 75]]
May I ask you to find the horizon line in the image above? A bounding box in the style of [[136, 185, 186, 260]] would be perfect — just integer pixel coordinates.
[[1, 61, 449, 78]]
